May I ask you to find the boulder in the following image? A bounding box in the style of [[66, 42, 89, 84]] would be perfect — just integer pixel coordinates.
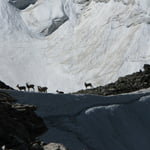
[[44, 143, 68, 150]]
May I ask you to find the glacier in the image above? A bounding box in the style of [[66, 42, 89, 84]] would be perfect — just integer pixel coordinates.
[[1, 0, 150, 92], [4, 88, 150, 150]]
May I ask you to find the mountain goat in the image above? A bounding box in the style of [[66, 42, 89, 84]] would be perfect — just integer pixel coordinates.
[[37, 86, 48, 93], [84, 82, 93, 88], [16, 84, 26, 91], [56, 90, 64, 94], [26, 83, 35, 92]]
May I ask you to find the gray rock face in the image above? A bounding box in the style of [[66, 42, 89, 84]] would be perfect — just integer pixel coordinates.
[[41, 16, 68, 36], [8, 0, 37, 10]]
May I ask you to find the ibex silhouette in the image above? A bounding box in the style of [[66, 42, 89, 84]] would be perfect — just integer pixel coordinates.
[[16, 84, 26, 91], [56, 90, 64, 94], [26, 83, 35, 92], [84, 82, 93, 88], [37, 86, 48, 93]]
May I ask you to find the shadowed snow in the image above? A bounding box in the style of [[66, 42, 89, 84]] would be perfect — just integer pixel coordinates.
[[2, 89, 150, 150]]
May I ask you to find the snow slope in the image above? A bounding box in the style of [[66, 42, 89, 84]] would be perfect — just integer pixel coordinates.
[[4, 89, 150, 150], [1, 0, 150, 92]]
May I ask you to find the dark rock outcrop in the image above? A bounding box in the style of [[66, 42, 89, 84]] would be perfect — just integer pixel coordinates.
[[0, 91, 47, 150], [75, 64, 150, 96], [0, 81, 13, 90]]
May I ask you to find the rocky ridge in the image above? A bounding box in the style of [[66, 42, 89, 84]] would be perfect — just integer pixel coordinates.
[[75, 64, 150, 96], [0, 81, 13, 90]]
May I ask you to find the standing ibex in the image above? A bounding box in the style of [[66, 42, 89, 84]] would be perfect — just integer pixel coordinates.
[[84, 82, 93, 89], [37, 86, 48, 93], [26, 83, 35, 92], [16, 84, 26, 91], [56, 90, 64, 94]]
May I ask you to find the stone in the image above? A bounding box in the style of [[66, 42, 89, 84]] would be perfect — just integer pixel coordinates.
[[44, 143, 68, 150], [31, 143, 43, 150]]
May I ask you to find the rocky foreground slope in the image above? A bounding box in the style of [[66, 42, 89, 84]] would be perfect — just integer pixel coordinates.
[[75, 64, 150, 95], [0, 91, 47, 150], [5, 81, 150, 150], [0, 89, 69, 150]]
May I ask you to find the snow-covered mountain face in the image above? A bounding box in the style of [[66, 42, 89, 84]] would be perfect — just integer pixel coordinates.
[[1, 0, 150, 92]]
